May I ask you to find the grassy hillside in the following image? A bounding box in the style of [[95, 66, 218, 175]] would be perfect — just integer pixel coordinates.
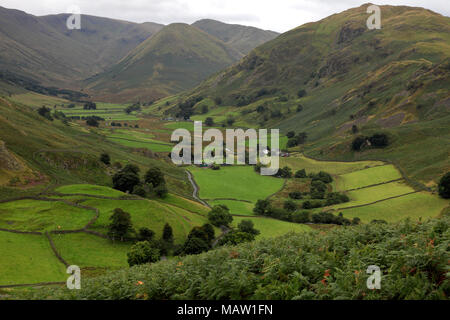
[[157, 4, 450, 184], [24, 213, 449, 300], [0, 6, 162, 87], [85, 23, 243, 103], [192, 19, 279, 54], [0, 183, 213, 285], [0, 96, 191, 199]]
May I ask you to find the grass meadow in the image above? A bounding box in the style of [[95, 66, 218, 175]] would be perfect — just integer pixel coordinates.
[[52, 233, 131, 268], [231, 216, 311, 239], [0, 199, 95, 232], [335, 164, 402, 190], [339, 192, 448, 223], [280, 153, 383, 175], [189, 166, 284, 214], [0, 232, 66, 285]]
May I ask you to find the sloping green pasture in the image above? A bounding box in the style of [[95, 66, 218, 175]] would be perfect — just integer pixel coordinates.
[[0, 199, 95, 232], [0, 231, 66, 285]]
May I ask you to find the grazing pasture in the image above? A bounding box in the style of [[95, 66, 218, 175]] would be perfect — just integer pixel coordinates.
[[0, 199, 94, 232], [209, 199, 254, 216], [52, 233, 130, 268], [335, 164, 402, 191], [338, 192, 448, 223], [189, 166, 284, 213], [80, 198, 210, 244], [231, 216, 311, 239], [330, 181, 414, 208], [280, 153, 383, 175], [0, 231, 66, 285]]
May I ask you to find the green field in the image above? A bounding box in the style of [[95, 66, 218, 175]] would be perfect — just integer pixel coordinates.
[[156, 193, 209, 215], [339, 192, 448, 223], [231, 216, 311, 239], [0, 199, 95, 232], [331, 181, 414, 208], [80, 198, 210, 244], [104, 129, 173, 152], [280, 153, 383, 175], [189, 166, 284, 213], [52, 233, 131, 268], [209, 199, 254, 216], [336, 165, 402, 191], [0, 232, 66, 285]]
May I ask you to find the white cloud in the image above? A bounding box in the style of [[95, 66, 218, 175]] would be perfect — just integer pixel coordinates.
[[0, 0, 448, 32]]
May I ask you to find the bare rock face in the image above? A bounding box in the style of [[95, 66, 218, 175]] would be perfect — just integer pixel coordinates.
[[0, 140, 24, 171]]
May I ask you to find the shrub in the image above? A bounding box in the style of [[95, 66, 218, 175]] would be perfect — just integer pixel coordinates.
[[162, 223, 174, 245], [275, 166, 292, 178], [253, 200, 272, 215], [112, 170, 140, 193], [86, 117, 99, 127], [137, 228, 155, 242], [208, 205, 233, 227], [144, 167, 165, 188], [132, 185, 147, 197], [438, 172, 450, 199], [205, 117, 214, 126], [183, 237, 210, 255], [325, 192, 350, 205], [352, 136, 367, 151], [37, 106, 53, 121], [108, 208, 134, 241], [127, 241, 160, 267], [289, 191, 303, 200], [297, 89, 307, 98], [302, 200, 323, 209], [237, 220, 260, 236], [311, 212, 350, 225], [286, 131, 295, 138], [291, 211, 310, 223], [369, 133, 389, 148], [295, 169, 307, 178], [283, 200, 297, 212], [201, 224, 215, 242], [311, 180, 327, 193], [316, 171, 333, 184], [100, 153, 111, 165], [218, 231, 255, 246]]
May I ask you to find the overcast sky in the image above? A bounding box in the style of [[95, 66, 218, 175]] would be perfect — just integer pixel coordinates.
[[0, 0, 448, 32]]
